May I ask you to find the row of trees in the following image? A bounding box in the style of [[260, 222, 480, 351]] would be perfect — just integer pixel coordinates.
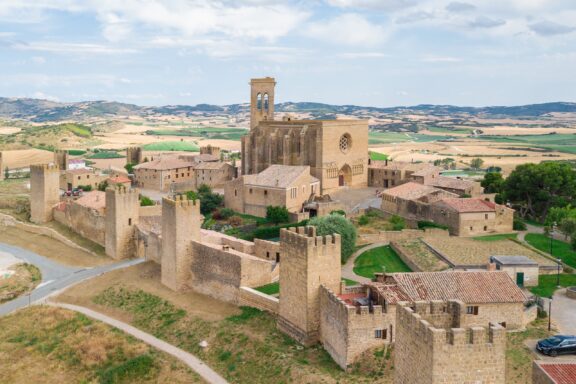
[[481, 162, 576, 225]]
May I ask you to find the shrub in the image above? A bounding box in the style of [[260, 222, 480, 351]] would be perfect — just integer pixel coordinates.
[[389, 215, 406, 231], [357, 215, 370, 226], [97, 181, 109, 191], [309, 214, 357, 263], [330, 210, 346, 216], [513, 218, 527, 231], [266, 206, 290, 224], [186, 184, 223, 215], [124, 163, 135, 174], [77, 185, 92, 191], [140, 196, 154, 206], [219, 208, 235, 219], [246, 220, 308, 241], [417, 221, 449, 230], [228, 216, 243, 226]]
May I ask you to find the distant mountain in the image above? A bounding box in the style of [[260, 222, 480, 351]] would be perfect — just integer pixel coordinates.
[[0, 96, 574, 122]]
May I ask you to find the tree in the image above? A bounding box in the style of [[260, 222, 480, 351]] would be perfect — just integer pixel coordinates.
[[140, 195, 154, 206], [504, 162, 576, 222], [470, 158, 484, 170], [97, 181, 109, 191], [4, 167, 9, 180], [309, 213, 357, 263], [481, 172, 505, 194], [124, 163, 135, 174], [266, 206, 290, 224], [77, 185, 92, 191], [389, 215, 406, 231], [185, 184, 223, 216]]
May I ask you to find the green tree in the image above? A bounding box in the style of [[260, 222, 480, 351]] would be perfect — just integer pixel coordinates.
[[481, 172, 505, 194], [266, 206, 290, 224], [470, 157, 484, 170], [185, 184, 223, 216], [309, 214, 357, 263], [389, 215, 406, 230], [140, 195, 154, 206], [97, 181, 109, 191], [77, 185, 92, 191], [504, 162, 576, 222], [124, 163, 135, 174]]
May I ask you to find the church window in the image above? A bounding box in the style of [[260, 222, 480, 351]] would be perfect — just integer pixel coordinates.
[[264, 93, 269, 111], [257, 93, 262, 110], [339, 133, 352, 153]]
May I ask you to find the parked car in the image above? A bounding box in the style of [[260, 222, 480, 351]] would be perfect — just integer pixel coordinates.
[[537, 335, 576, 356]]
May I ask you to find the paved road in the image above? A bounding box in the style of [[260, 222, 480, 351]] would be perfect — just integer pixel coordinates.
[[0, 242, 144, 316], [51, 303, 229, 384], [551, 289, 576, 335]]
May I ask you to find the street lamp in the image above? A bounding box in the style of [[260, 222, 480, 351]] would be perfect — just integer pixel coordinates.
[[548, 297, 553, 332], [557, 258, 562, 288]]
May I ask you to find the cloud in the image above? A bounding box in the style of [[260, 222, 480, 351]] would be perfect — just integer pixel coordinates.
[[31, 56, 46, 64], [305, 14, 386, 46], [326, 0, 418, 11], [336, 52, 388, 59], [468, 16, 506, 29], [396, 11, 434, 24], [11, 41, 138, 54], [421, 56, 462, 63], [446, 2, 476, 13], [529, 21, 576, 36]]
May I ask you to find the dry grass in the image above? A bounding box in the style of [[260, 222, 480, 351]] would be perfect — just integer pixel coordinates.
[[0, 306, 203, 383], [55, 262, 395, 383], [392, 239, 449, 271], [0, 263, 41, 303]]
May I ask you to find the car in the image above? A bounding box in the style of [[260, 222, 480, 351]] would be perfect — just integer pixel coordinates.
[[537, 335, 576, 357]]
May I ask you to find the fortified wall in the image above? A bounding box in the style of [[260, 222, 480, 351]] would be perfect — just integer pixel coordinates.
[[394, 301, 506, 384], [30, 164, 60, 224]]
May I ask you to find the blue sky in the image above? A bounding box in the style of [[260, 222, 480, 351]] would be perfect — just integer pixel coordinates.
[[0, 0, 575, 107]]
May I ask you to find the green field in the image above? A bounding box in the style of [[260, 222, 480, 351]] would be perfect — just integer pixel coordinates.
[[353, 245, 412, 278], [142, 141, 200, 152], [479, 134, 576, 154], [369, 151, 388, 160], [86, 151, 124, 159], [524, 233, 576, 268], [368, 131, 455, 145], [440, 170, 486, 178], [146, 127, 247, 141], [427, 126, 473, 134], [254, 282, 279, 295]]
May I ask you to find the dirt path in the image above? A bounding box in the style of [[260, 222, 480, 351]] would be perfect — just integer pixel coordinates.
[[49, 302, 229, 384]]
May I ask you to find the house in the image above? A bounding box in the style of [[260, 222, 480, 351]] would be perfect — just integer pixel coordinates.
[[60, 169, 107, 191], [368, 160, 440, 189], [533, 361, 576, 384], [490, 256, 540, 287], [224, 165, 320, 219], [133, 157, 196, 191]]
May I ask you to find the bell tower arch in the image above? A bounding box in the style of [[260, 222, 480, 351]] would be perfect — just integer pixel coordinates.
[[250, 77, 276, 129]]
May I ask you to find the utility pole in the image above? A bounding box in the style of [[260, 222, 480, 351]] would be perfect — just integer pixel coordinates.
[[548, 298, 553, 332]]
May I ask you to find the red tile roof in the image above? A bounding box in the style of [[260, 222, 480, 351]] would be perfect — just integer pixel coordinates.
[[538, 362, 576, 384], [73, 191, 106, 211], [108, 175, 131, 184], [436, 198, 496, 213], [371, 271, 526, 304], [382, 182, 440, 200]]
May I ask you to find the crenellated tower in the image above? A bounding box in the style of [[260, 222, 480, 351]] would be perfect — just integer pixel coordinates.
[[161, 195, 201, 291], [30, 164, 60, 223], [105, 185, 140, 260], [250, 77, 275, 129], [54, 150, 69, 170], [277, 226, 342, 346], [126, 146, 143, 165]]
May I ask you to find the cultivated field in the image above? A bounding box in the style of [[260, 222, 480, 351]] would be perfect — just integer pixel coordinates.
[[423, 237, 555, 267], [0, 149, 53, 169], [392, 239, 449, 272]]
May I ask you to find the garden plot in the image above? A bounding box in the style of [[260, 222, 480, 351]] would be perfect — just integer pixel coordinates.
[[392, 239, 449, 272], [424, 237, 555, 268]]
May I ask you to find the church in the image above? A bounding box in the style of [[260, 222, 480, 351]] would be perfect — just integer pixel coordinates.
[[241, 77, 369, 193]]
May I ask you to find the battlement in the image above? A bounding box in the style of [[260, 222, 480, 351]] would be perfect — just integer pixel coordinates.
[[30, 163, 60, 172], [106, 185, 138, 195], [280, 226, 340, 251], [321, 285, 390, 317], [163, 195, 200, 208], [398, 303, 505, 346]]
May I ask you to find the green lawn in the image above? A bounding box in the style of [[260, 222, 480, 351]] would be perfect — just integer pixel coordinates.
[[353, 245, 411, 278], [86, 151, 125, 159], [254, 282, 279, 295], [529, 274, 576, 298], [473, 233, 518, 242], [343, 278, 359, 286], [524, 233, 576, 268], [142, 141, 199, 152], [369, 151, 388, 161]]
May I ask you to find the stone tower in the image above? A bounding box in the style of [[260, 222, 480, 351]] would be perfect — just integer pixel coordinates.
[[30, 164, 60, 224], [0, 152, 3, 180], [161, 195, 201, 291], [126, 146, 143, 165], [199, 145, 221, 158], [105, 186, 140, 260], [54, 150, 69, 170], [250, 77, 275, 129], [278, 226, 342, 346]]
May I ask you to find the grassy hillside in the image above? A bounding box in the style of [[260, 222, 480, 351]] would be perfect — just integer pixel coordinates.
[[0, 123, 99, 151], [143, 141, 199, 152]]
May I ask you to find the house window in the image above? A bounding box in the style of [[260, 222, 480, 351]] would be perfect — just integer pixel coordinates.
[[266, 251, 270, 259], [484, 226, 487, 231], [234, 189, 237, 197], [375, 329, 387, 339], [128, 218, 132, 226], [249, 188, 253, 194], [469, 226, 473, 231], [466, 306, 479, 315], [485, 214, 488, 219], [264, 190, 268, 196], [275, 252, 280, 262], [87, 175, 90, 179]]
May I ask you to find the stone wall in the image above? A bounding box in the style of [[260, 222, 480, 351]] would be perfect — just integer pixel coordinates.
[[139, 205, 162, 217], [253, 238, 281, 261], [532, 362, 556, 384], [499, 264, 539, 287], [357, 228, 449, 245], [30, 164, 60, 224], [53, 202, 106, 246], [105, 186, 140, 260], [394, 302, 506, 384], [238, 286, 279, 314]]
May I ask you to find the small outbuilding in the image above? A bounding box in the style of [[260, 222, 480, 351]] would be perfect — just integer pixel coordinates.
[[490, 255, 539, 287]]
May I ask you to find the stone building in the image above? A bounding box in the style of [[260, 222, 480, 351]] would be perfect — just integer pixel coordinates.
[[105, 186, 140, 260], [533, 361, 576, 384], [30, 164, 60, 224], [394, 301, 507, 384], [380, 182, 513, 236], [490, 256, 540, 287], [54, 150, 69, 170], [133, 157, 196, 191], [426, 175, 483, 197], [241, 77, 369, 193], [126, 146, 143, 165], [60, 168, 107, 191], [225, 165, 319, 219], [53, 191, 106, 245], [199, 145, 221, 158], [193, 162, 235, 190], [368, 160, 440, 189]]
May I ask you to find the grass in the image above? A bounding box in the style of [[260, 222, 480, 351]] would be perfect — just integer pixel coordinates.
[[343, 278, 359, 286], [368, 131, 454, 144], [0, 306, 199, 384], [254, 282, 279, 295], [90, 286, 394, 383], [479, 133, 576, 155], [369, 151, 388, 161], [0, 263, 41, 303], [529, 274, 576, 298], [524, 233, 576, 268], [87, 151, 125, 159], [67, 149, 86, 156], [473, 233, 518, 242], [353, 245, 412, 278], [142, 141, 200, 152], [146, 127, 247, 141], [426, 126, 473, 134]]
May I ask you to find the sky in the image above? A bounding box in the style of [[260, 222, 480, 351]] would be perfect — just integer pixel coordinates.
[[0, 0, 575, 107]]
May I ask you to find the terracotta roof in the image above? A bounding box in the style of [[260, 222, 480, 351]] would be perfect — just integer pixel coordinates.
[[133, 157, 194, 171], [243, 165, 315, 188], [435, 198, 496, 213], [73, 191, 106, 211], [382, 182, 440, 200], [428, 176, 477, 190], [371, 271, 526, 304], [108, 175, 131, 184], [538, 362, 576, 384]]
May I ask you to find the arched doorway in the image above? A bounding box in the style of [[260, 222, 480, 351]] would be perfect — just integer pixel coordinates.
[[339, 164, 352, 186]]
